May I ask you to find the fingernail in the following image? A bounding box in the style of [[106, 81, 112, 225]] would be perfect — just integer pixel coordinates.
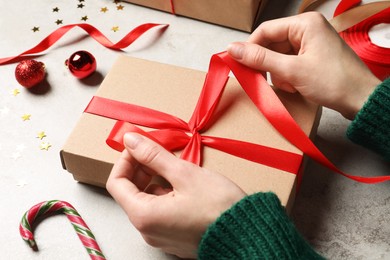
[[124, 133, 142, 149], [227, 42, 244, 59]]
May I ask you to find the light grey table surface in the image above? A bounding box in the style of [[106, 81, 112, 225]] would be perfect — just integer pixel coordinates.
[[1, 0, 389, 259]]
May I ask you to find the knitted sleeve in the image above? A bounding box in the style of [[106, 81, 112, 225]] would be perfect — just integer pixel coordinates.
[[347, 77, 390, 161], [198, 192, 324, 260]]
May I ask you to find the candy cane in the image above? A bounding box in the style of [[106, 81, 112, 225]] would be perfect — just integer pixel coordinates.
[[19, 200, 106, 260]]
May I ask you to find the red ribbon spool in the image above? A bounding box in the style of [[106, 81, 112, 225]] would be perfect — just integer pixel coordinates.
[[334, 0, 390, 80]]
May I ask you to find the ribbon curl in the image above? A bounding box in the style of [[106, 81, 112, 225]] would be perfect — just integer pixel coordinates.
[[86, 52, 390, 184], [0, 23, 168, 65]]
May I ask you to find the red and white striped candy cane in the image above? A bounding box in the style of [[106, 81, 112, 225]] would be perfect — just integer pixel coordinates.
[[19, 200, 106, 260]]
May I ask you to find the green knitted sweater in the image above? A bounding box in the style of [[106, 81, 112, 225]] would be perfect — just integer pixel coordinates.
[[198, 78, 390, 259]]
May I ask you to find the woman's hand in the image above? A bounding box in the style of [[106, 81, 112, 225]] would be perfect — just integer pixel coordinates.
[[227, 12, 381, 120], [106, 133, 246, 259]]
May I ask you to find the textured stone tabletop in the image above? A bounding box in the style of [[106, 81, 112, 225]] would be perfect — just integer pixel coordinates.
[[0, 0, 389, 259]]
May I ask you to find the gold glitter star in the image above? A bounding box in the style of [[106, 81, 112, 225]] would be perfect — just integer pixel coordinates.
[[53, 7, 59, 12], [113, 0, 121, 4], [78, 3, 85, 8], [32, 26, 39, 32], [116, 4, 124, 10], [39, 142, 52, 151], [12, 88, 20, 96], [21, 114, 31, 121], [37, 131, 47, 140], [111, 26, 119, 32], [55, 19, 63, 25], [100, 7, 108, 13], [79, 0, 85, 2], [81, 15, 88, 21]]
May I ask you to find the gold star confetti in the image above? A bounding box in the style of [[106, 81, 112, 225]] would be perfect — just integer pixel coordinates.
[[21, 114, 31, 121], [111, 26, 119, 32], [79, 0, 85, 2], [81, 15, 88, 21], [113, 0, 121, 3], [37, 131, 47, 140], [32, 26, 39, 32], [78, 3, 85, 8], [55, 19, 63, 25], [116, 4, 124, 10], [53, 7, 59, 12], [39, 142, 52, 151], [100, 7, 108, 13], [12, 88, 20, 96]]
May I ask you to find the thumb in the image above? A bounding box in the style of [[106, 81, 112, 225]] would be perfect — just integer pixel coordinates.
[[227, 42, 296, 78], [123, 133, 184, 185]]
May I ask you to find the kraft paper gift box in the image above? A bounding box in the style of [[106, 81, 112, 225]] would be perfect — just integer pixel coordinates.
[[60, 54, 321, 210], [122, 0, 268, 32]]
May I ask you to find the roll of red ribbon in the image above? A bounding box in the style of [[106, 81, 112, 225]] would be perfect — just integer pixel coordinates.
[[299, 0, 390, 80], [336, 3, 390, 80]]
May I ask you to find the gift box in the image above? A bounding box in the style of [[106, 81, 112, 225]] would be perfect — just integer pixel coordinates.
[[122, 0, 268, 32], [60, 54, 321, 210]]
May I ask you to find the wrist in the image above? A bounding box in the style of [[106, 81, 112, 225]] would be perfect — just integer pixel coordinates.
[[340, 76, 381, 120]]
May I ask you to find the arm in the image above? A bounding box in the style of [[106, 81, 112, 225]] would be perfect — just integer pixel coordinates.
[[227, 12, 381, 120], [107, 133, 323, 259], [198, 192, 324, 259], [347, 78, 390, 160], [107, 11, 386, 260], [227, 11, 389, 159]]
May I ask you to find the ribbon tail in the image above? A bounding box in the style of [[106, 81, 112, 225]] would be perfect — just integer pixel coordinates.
[[202, 136, 303, 174], [0, 23, 168, 65], [216, 52, 390, 184]]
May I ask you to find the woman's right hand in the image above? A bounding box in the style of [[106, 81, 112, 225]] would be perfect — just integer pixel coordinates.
[[227, 12, 381, 120]]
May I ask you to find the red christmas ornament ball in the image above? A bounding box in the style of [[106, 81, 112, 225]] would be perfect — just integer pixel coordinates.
[[15, 60, 46, 88], [65, 50, 96, 79]]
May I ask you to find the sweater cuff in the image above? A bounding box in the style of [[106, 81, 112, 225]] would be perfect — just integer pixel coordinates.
[[198, 192, 323, 260], [347, 78, 390, 161]]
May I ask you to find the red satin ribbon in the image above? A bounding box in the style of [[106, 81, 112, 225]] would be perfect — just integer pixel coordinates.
[[85, 52, 390, 184], [170, 0, 176, 14], [334, 0, 361, 16], [0, 23, 168, 65], [335, 0, 390, 80]]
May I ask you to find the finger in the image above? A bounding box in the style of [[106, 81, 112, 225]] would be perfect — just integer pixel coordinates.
[[227, 42, 297, 78], [106, 149, 155, 213], [123, 133, 187, 186], [249, 16, 302, 48]]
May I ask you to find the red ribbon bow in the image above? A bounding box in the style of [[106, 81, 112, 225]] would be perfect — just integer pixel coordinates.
[[85, 52, 390, 184]]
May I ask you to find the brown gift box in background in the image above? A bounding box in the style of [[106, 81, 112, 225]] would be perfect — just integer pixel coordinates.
[[60, 55, 321, 210], [122, 0, 268, 32]]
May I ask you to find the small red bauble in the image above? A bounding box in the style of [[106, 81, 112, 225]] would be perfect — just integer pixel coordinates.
[[65, 50, 96, 79], [15, 60, 46, 88]]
